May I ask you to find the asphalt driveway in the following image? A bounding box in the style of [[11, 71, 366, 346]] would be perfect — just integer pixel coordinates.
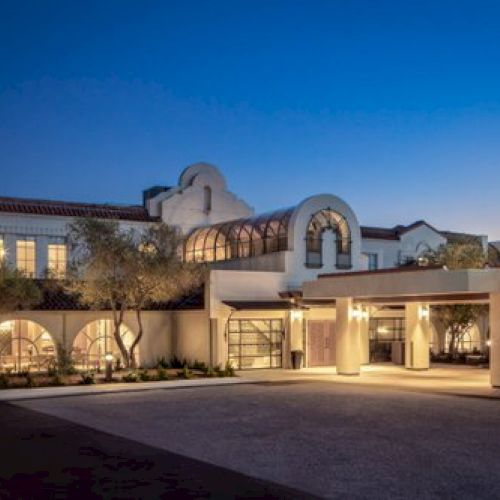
[[4, 380, 500, 498]]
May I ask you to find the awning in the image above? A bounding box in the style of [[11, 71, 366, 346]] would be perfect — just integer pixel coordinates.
[[303, 267, 500, 304]]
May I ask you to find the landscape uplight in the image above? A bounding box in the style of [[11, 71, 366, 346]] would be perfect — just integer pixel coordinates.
[[105, 353, 113, 382]]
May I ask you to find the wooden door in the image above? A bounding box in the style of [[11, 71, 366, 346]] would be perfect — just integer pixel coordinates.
[[307, 320, 336, 367]]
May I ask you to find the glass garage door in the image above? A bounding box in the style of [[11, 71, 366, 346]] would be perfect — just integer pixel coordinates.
[[228, 319, 283, 369]]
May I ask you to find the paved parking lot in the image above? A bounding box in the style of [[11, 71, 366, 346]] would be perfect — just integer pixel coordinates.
[[3, 378, 500, 499]]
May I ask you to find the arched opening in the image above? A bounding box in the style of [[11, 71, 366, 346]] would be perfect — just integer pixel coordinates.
[[0, 319, 57, 372], [305, 209, 351, 269], [203, 185, 212, 214], [72, 320, 138, 370]]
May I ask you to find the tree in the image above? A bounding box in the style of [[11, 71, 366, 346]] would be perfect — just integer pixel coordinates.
[[68, 219, 204, 368], [124, 224, 204, 367], [424, 239, 487, 270], [68, 218, 136, 367], [425, 240, 488, 358], [0, 262, 41, 315]]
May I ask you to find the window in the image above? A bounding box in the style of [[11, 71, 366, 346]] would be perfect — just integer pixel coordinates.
[[16, 238, 36, 277], [305, 209, 351, 269], [366, 253, 378, 271], [203, 186, 212, 214], [48, 242, 67, 278], [184, 207, 293, 263]]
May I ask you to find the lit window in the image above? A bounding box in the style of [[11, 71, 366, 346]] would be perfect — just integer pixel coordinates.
[[367, 253, 378, 271], [16, 238, 36, 277], [48, 243, 67, 278]]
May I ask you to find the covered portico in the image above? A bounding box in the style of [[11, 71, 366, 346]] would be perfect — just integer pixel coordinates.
[[303, 267, 500, 387]]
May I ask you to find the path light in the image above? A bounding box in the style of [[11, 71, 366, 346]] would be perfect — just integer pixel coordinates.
[[105, 353, 113, 382]]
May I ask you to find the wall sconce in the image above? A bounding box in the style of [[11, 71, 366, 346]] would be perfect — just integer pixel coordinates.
[[351, 306, 362, 319], [486, 340, 492, 347], [361, 305, 369, 320], [419, 305, 430, 320], [291, 309, 303, 321]]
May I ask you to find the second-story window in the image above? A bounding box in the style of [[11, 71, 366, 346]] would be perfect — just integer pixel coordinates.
[[16, 238, 36, 277], [48, 242, 67, 278], [367, 253, 379, 271], [203, 186, 212, 214]]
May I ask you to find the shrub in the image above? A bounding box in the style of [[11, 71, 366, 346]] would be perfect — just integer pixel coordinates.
[[122, 371, 138, 383], [0, 373, 9, 389], [51, 374, 65, 386], [56, 343, 76, 375], [222, 361, 235, 378], [191, 360, 207, 371], [205, 366, 217, 378], [139, 369, 151, 382], [25, 371, 36, 388], [177, 364, 192, 379], [157, 357, 169, 369], [170, 355, 184, 369], [156, 366, 169, 380], [79, 372, 95, 385]]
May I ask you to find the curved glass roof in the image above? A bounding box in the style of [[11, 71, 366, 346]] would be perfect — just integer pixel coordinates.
[[184, 207, 294, 263]]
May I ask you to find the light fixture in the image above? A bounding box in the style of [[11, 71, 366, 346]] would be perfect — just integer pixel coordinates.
[[361, 305, 369, 320], [104, 353, 114, 382], [291, 309, 303, 321], [419, 305, 430, 320], [351, 307, 362, 319], [486, 340, 492, 347]]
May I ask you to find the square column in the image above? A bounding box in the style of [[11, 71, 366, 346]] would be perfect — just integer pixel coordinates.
[[335, 297, 361, 375], [359, 306, 370, 365], [490, 293, 500, 387], [405, 302, 430, 370]]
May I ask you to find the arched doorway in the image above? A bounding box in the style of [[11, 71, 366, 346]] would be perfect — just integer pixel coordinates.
[[72, 320, 138, 370], [0, 319, 57, 372]]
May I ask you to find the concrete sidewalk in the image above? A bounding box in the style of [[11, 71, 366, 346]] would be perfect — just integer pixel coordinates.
[[240, 363, 500, 399], [0, 376, 255, 402]]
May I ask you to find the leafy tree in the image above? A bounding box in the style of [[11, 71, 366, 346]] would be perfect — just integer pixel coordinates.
[[123, 224, 204, 367], [425, 240, 488, 358], [68, 219, 203, 368], [0, 262, 41, 315], [424, 239, 486, 270], [68, 218, 135, 367]]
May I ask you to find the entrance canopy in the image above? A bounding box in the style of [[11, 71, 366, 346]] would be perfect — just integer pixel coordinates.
[[303, 267, 500, 304]]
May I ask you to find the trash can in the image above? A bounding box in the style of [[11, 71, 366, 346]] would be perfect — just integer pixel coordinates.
[[291, 350, 303, 370]]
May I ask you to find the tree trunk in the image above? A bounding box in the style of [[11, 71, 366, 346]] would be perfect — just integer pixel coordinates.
[[112, 305, 130, 368], [448, 329, 457, 359], [129, 308, 144, 369]]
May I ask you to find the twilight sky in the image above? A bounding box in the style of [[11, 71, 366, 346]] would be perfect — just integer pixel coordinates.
[[1, 0, 499, 238]]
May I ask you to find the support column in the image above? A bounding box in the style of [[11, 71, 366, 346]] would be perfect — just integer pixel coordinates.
[[359, 306, 370, 365], [405, 302, 430, 370], [289, 310, 304, 369], [490, 293, 500, 387], [336, 297, 361, 375]]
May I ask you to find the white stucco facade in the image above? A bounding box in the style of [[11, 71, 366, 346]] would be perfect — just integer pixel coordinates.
[[0, 162, 495, 380]]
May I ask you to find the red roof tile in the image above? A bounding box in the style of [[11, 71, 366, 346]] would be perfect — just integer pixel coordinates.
[[0, 196, 158, 222]]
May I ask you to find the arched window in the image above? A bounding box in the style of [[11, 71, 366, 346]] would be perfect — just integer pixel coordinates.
[[72, 320, 138, 370], [0, 319, 56, 372], [305, 209, 351, 269], [203, 186, 212, 214], [184, 208, 293, 263]]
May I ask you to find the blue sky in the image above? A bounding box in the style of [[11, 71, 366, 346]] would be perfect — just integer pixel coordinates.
[[1, 0, 499, 238]]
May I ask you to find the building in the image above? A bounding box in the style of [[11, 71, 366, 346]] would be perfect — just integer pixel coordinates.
[[1, 163, 499, 385]]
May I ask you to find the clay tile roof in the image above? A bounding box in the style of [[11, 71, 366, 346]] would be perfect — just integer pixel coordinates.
[[0, 196, 159, 222]]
